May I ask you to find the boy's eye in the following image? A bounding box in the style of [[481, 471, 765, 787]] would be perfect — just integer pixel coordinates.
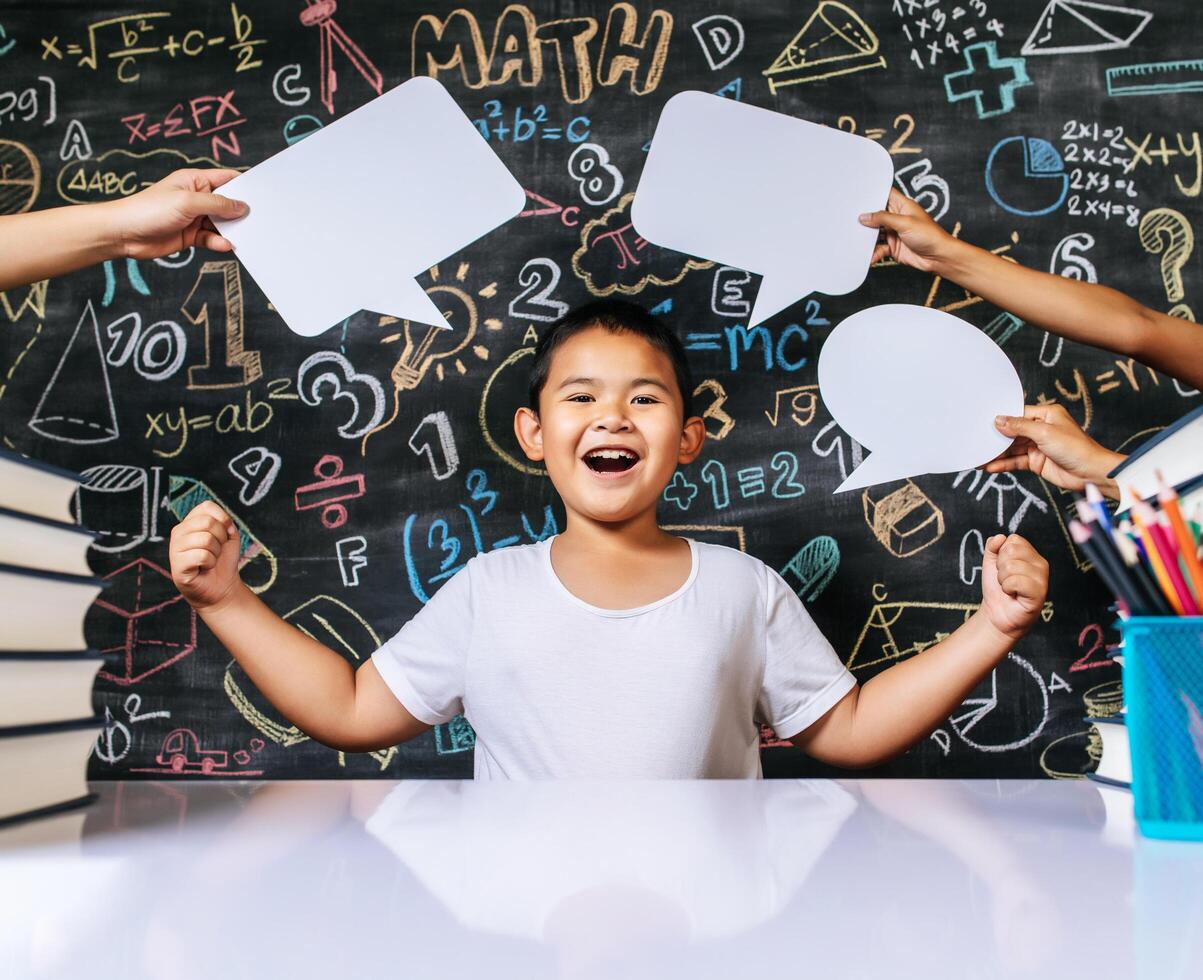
[[564, 393, 658, 404]]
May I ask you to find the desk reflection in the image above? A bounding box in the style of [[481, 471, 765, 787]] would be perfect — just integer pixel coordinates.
[[0, 778, 1160, 980], [362, 779, 855, 967]]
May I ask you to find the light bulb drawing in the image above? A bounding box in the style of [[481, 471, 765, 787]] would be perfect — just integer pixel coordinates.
[[359, 262, 500, 455], [390, 284, 476, 391]]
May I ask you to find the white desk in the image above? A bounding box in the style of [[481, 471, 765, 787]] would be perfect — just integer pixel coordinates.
[[1, 778, 1199, 979]]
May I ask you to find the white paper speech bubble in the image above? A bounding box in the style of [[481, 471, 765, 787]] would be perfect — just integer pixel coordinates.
[[212, 77, 525, 337], [631, 91, 893, 327], [817, 304, 1023, 493]]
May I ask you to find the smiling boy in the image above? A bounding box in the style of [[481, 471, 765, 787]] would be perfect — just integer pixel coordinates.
[[170, 299, 1048, 778]]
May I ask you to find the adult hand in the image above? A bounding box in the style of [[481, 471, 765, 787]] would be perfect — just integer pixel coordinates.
[[987, 403, 1125, 499], [108, 167, 248, 259], [859, 187, 957, 272]]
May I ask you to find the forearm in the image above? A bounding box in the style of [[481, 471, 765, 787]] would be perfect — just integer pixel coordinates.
[[0, 202, 123, 290], [934, 238, 1203, 389], [848, 611, 1016, 766], [197, 583, 358, 749]]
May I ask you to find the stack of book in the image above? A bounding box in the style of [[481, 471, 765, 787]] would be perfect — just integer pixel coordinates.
[[0, 448, 107, 828], [1089, 714, 1130, 788], [1086, 645, 1130, 794]]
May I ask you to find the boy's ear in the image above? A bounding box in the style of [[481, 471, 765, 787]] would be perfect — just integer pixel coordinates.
[[677, 415, 706, 465], [514, 406, 545, 461]]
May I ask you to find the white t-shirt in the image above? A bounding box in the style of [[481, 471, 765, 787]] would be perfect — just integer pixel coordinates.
[[370, 536, 856, 779]]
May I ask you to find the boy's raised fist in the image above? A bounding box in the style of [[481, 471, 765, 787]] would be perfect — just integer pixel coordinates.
[[979, 534, 1049, 641], [169, 501, 242, 611]]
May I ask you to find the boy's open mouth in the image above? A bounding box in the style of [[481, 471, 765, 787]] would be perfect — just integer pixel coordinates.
[[583, 448, 640, 474]]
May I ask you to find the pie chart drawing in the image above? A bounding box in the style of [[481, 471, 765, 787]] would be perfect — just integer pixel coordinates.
[[984, 135, 1069, 216]]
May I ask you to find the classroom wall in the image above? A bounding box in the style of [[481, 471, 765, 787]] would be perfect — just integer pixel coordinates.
[[0, 1, 1198, 778]]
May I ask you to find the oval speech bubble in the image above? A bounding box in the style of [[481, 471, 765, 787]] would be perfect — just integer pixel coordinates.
[[631, 91, 892, 327], [817, 304, 1023, 492]]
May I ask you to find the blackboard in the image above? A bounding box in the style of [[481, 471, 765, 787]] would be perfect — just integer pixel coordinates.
[[0, 0, 1198, 779]]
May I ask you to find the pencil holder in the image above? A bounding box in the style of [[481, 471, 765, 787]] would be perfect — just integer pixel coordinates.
[[1121, 616, 1203, 841]]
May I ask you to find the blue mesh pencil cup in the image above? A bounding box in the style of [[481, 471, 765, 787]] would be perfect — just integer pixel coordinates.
[[1121, 617, 1203, 841]]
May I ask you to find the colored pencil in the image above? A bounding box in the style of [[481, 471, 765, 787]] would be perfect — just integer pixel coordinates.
[[1085, 482, 1114, 533], [1070, 519, 1133, 618], [1132, 496, 1197, 615], [1110, 519, 1174, 616], [1157, 471, 1203, 605], [1075, 499, 1146, 614], [1123, 510, 1183, 615]]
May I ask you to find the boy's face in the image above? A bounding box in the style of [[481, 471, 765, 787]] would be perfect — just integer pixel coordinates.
[[514, 327, 706, 526]]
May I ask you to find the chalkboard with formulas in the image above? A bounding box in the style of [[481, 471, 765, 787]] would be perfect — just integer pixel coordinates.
[[0, 0, 1198, 779]]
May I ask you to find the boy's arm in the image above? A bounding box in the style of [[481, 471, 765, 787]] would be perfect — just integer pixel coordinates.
[[0, 168, 247, 291], [170, 502, 428, 753], [860, 189, 1203, 393], [793, 534, 1048, 769]]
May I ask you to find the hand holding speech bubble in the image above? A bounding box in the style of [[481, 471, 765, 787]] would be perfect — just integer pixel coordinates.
[[817, 304, 1023, 493], [212, 77, 524, 337], [631, 91, 893, 327]]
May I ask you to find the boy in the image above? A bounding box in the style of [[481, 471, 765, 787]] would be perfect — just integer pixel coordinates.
[[169, 300, 1048, 778], [860, 189, 1203, 497]]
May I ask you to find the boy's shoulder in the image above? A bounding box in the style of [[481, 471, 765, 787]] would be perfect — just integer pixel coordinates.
[[690, 538, 775, 591], [463, 539, 549, 577]]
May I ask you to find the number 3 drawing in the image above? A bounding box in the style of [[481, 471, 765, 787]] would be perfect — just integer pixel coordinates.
[[297, 351, 385, 440]]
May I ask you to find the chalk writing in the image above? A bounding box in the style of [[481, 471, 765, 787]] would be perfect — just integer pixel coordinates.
[[765, 2, 886, 91], [122, 89, 247, 161], [692, 15, 743, 71], [1124, 130, 1202, 197], [893, 0, 1005, 70], [403, 468, 557, 603], [181, 260, 261, 389], [473, 100, 590, 143], [0, 75, 55, 127], [144, 391, 272, 458], [40, 6, 264, 84], [294, 454, 366, 529], [411, 3, 672, 105]]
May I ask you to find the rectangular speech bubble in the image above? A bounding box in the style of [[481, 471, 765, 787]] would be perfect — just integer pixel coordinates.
[[632, 91, 893, 327], [212, 77, 525, 338]]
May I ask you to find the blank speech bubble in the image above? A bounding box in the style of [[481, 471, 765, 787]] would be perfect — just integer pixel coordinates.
[[817, 304, 1023, 493], [212, 77, 524, 337], [631, 91, 892, 327]]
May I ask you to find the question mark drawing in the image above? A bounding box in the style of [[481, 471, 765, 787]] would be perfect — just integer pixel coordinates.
[[1139, 207, 1194, 303]]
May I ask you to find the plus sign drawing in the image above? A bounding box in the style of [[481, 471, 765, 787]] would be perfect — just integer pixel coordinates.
[[944, 42, 1032, 119]]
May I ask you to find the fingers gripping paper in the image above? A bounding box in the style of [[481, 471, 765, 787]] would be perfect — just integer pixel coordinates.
[[818, 304, 1023, 493], [211, 77, 525, 337], [631, 90, 894, 327]]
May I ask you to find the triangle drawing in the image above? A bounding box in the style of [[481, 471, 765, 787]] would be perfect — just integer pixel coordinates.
[[714, 77, 742, 101], [28, 300, 119, 444], [1021, 0, 1152, 56], [763, 1, 885, 93]]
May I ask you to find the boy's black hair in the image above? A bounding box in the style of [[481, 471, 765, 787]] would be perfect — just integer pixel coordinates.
[[527, 299, 694, 420]]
